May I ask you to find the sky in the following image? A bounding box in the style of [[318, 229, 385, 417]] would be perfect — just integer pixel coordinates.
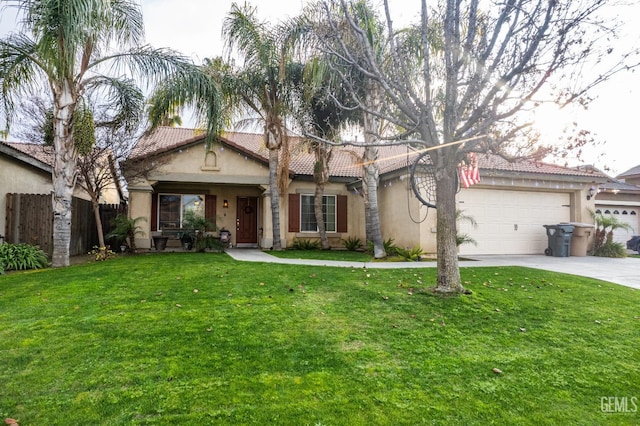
[[1, 0, 639, 176]]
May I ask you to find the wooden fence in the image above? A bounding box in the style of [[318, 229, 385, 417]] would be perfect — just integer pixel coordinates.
[[5, 193, 126, 256]]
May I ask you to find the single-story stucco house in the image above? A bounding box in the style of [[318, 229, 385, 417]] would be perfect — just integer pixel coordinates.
[[124, 126, 612, 255]]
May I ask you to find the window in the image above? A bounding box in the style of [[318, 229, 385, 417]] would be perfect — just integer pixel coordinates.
[[158, 194, 205, 229], [288, 193, 347, 233], [300, 194, 336, 232]]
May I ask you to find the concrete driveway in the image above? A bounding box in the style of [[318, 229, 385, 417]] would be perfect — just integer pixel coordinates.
[[225, 249, 639, 290], [462, 254, 639, 289]]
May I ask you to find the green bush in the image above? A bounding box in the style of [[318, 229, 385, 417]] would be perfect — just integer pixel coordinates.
[[341, 236, 363, 251], [88, 246, 117, 261], [204, 235, 224, 252], [292, 238, 321, 250], [396, 245, 426, 261], [592, 242, 627, 258], [106, 215, 146, 252], [0, 243, 49, 271], [368, 238, 398, 256], [456, 233, 477, 247]]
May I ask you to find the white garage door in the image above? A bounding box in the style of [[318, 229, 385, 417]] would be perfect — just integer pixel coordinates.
[[596, 206, 639, 245], [457, 189, 571, 255]]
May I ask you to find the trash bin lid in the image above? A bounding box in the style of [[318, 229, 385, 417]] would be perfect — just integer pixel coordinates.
[[544, 224, 575, 230], [566, 222, 594, 228]]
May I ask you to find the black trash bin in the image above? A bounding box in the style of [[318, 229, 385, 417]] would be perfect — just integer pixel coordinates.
[[543, 224, 574, 257]]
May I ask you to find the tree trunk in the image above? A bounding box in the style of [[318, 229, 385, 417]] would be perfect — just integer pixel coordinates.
[[269, 147, 282, 250], [51, 88, 78, 267], [363, 156, 387, 259], [314, 182, 330, 250], [92, 199, 106, 248], [363, 147, 385, 259], [313, 144, 332, 250], [434, 161, 464, 294]]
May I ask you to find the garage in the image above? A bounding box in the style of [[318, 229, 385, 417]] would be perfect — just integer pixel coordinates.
[[595, 206, 639, 245], [457, 188, 571, 255]]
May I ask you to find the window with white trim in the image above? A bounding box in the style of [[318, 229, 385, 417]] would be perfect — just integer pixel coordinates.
[[300, 194, 336, 232], [158, 194, 205, 229]]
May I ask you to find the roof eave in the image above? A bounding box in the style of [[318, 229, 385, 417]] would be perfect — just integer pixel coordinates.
[[0, 142, 52, 174]]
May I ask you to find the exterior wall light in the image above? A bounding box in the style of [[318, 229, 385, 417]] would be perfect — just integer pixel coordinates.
[[587, 186, 597, 200], [223, 199, 229, 208]]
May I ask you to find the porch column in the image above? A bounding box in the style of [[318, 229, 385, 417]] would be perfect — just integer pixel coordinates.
[[128, 184, 153, 250]]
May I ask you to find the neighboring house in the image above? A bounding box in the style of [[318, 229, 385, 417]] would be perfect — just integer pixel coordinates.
[[1, 142, 54, 241], [124, 126, 606, 255], [595, 165, 640, 245], [1, 141, 124, 252]]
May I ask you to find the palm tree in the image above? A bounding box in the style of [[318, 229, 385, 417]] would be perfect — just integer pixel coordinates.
[[0, 0, 222, 267], [297, 0, 388, 258], [590, 209, 633, 250], [215, 2, 304, 250]]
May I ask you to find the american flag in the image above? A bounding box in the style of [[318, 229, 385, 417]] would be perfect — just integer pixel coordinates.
[[458, 153, 480, 188]]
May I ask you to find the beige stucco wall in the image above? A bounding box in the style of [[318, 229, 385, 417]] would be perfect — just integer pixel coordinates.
[[378, 176, 437, 254], [148, 142, 270, 184], [0, 156, 52, 237], [281, 181, 365, 249]]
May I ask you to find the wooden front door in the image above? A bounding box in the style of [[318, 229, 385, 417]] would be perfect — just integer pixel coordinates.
[[236, 197, 258, 246]]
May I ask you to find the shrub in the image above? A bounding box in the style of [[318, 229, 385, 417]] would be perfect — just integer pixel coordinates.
[[396, 245, 426, 261], [456, 233, 477, 247], [204, 235, 224, 252], [0, 243, 49, 271], [368, 238, 398, 256], [88, 246, 117, 261], [106, 215, 146, 252], [592, 242, 627, 258], [342, 236, 363, 251], [292, 238, 321, 250]]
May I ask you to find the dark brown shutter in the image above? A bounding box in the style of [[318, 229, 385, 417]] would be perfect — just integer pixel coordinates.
[[337, 195, 348, 233], [151, 193, 158, 231], [205, 194, 217, 231], [288, 193, 300, 232]]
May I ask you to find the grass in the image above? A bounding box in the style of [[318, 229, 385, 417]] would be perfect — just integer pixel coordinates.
[[1, 252, 639, 425], [267, 248, 373, 262]]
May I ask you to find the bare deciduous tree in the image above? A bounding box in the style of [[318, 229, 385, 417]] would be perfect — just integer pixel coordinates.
[[313, 0, 639, 293]]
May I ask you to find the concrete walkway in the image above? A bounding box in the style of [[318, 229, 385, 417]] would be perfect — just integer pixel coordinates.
[[225, 249, 639, 290]]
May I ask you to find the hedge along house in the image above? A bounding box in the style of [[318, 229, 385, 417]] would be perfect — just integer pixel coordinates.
[[124, 126, 606, 255]]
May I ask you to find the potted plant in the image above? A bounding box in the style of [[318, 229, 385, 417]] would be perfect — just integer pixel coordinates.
[[105, 215, 146, 253]]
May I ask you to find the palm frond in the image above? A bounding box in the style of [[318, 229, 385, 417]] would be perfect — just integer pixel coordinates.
[[83, 75, 145, 132], [147, 66, 224, 143]]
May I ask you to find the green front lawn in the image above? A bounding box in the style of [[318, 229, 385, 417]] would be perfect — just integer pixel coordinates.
[[1, 253, 638, 425], [267, 248, 373, 262]]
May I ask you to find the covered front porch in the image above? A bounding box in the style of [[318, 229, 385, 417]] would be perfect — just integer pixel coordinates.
[[128, 180, 273, 250]]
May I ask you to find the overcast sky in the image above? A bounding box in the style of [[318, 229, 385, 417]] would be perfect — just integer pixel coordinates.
[[1, 1, 638, 176]]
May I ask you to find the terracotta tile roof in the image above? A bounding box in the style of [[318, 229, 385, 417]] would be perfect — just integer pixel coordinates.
[[127, 126, 605, 180], [2, 141, 55, 166], [128, 127, 207, 159], [477, 153, 606, 178]]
